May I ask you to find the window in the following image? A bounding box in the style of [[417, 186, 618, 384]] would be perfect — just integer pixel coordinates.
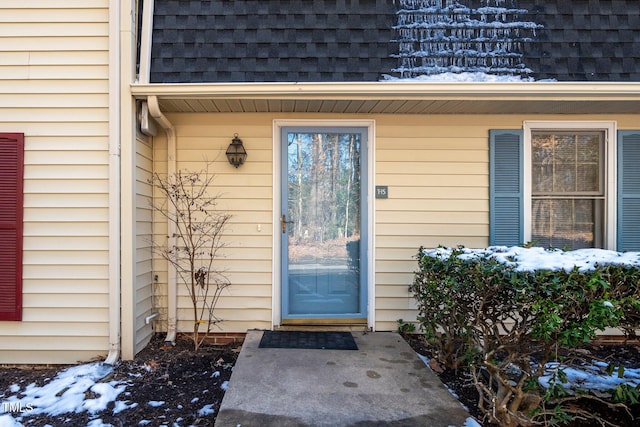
[[490, 123, 640, 252], [530, 131, 605, 249], [0, 133, 24, 321]]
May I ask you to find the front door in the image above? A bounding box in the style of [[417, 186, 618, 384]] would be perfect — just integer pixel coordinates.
[[281, 127, 367, 321]]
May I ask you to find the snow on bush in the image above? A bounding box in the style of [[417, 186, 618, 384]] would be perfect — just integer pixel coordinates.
[[423, 245, 640, 272]]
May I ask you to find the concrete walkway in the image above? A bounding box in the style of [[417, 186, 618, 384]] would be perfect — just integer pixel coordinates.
[[215, 330, 471, 427]]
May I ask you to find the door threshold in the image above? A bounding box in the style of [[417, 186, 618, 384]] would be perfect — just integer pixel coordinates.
[[278, 318, 370, 332]]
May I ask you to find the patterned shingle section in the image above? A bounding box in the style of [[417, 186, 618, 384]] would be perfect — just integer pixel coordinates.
[[390, 1, 541, 79], [150, 0, 397, 83], [520, 0, 640, 81]]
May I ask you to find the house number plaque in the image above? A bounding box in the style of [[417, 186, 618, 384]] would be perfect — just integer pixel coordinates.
[[375, 186, 388, 199]]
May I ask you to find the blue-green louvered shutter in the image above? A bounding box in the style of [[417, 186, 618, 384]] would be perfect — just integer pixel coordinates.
[[489, 130, 523, 246], [617, 131, 640, 251]]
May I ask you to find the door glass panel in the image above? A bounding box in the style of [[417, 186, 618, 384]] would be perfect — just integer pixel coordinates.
[[284, 131, 362, 316]]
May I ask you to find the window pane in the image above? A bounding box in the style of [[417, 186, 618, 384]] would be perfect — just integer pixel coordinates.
[[531, 132, 603, 195], [531, 199, 603, 249], [577, 164, 599, 192], [576, 134, 601, 192], [531, 133, 554, 193], [532, 165, 553, 193]]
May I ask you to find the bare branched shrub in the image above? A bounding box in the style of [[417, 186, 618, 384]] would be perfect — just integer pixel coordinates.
[[151, 165, 231, 351]]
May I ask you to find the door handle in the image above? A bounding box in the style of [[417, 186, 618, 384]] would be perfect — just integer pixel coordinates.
[[281, 214, 294, 234]]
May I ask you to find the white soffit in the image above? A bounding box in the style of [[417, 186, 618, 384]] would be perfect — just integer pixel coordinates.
[[130, 82, 640, 114]]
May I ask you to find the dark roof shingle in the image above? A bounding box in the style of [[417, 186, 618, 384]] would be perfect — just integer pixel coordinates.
[[149, 0, 640, 83], [151, 0, 397, 83]]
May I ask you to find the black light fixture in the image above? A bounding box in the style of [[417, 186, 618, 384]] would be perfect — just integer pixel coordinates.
[[226, 133, 247, 168]]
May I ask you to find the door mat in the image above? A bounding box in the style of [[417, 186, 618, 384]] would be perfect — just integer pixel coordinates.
[[259, 331, 358, 350]]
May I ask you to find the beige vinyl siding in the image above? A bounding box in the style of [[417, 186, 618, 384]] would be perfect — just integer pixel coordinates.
[[374, 115, 491, 330], [0, 0, 110, 364], [373, 114, 640, 330], [148, 112, 640, 334], [152, 114, 274, 334], [134, 136, 154, 354]]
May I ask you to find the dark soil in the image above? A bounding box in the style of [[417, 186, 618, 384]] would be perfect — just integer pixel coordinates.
[[2, 333, 640, 426], [0, 334, 237, 426]]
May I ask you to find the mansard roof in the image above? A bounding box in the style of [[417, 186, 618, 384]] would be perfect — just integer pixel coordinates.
[[149, 0, 640, 83]]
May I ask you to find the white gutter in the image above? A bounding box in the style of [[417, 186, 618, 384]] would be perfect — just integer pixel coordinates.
[[130, 81, 640, 101], [105, 0, 121, 366], [147, 95, 178, 344]]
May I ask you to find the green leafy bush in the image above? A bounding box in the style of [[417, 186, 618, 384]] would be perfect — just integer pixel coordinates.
[[413, 246, 640, 427], [396, 318, 416, 334]]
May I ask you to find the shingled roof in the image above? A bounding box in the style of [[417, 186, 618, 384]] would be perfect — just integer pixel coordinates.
[[521, 0, 640, 81], [149, 0, 640, 83], [150, 0, 397, 83]]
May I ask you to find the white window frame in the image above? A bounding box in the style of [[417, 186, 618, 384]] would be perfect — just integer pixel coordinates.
[[523, 121, 617, 250]]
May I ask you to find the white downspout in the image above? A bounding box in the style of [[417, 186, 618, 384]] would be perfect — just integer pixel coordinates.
[[105, 0, 121, 365], [140, 0, 176, 343], [147, 95, 177, 344]]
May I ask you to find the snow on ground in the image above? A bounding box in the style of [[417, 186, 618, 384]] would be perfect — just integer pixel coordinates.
[[0, 362, 220, 427], [462, 417, 483, 427], [540, 361, 640, 392], [423, 245, 640, 272], [0, 363, 122, 427]]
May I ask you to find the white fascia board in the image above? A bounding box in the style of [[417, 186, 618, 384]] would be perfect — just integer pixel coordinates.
[[130, 82, 640, 101]]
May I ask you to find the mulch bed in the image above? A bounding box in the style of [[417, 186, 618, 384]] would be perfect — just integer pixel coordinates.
[[0, 334, 237, 426], [2, 332, 640, 426], [403, 333, 640, 426]]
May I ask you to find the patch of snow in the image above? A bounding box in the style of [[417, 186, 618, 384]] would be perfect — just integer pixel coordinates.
[[86, 419, 113, 427], [191, 397, 200, 403], [138, 421, 151, 426], [1, 362, 119, 419], [82, 382, 127, 414], [211, 371, 221, 378], [147, 400, 165, 408], [197, 404, 215, 416], [221, 381, 229, 391], [8, 385, 20, 393], [462, 417, 483, 427], [113, 401, 137, 414], [416, 352, 431, 368], [382, 72, 536, 82], [423, 246, 640, 272], [539, 363, 640, 392], [0, 414, 23, 427]]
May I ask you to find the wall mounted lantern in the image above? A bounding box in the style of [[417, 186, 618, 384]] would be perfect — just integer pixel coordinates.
[[226, 133, 247, 168]]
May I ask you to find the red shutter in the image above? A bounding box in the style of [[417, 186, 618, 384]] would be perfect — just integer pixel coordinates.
[[0, 133, 24, 321]]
